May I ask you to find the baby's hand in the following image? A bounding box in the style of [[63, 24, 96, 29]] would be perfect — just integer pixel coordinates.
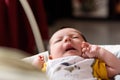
[[81, 42, 100, 58], [32, 55, 45, 69]]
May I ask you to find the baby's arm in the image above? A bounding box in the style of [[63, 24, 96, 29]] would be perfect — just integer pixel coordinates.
[[81, 42, 120, 77], [32, 55, 45, 70]]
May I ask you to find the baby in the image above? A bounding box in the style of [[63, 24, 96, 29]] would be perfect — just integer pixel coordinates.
[[33, 27, 120, 80]]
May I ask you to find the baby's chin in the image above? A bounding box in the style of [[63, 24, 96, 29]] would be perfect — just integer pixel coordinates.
[[63, 52, 81, 57]]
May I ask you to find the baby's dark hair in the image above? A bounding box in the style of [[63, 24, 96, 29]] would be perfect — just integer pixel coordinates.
[[48, 26, 87, 55]]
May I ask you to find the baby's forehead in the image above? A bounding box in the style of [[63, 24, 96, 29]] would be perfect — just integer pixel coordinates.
[[50, 28, 81, 39], [56, 28, 80, 35]]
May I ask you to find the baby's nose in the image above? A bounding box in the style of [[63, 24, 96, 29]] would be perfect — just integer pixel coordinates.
[[64, 36, 71, 42]]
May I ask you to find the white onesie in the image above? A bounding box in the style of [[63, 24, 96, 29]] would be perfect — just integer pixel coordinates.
[[46, 56, 97, 80]]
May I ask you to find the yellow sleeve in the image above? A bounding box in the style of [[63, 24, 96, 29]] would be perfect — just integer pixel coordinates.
[[93, 59, 109, 80], [41, 63, 47, 72]]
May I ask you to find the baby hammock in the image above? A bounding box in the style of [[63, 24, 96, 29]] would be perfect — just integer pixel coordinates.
[[20, 1, 120, 79], [19, 0, 45, 53]]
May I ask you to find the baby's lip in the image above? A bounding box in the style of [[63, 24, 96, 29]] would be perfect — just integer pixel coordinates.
[[65, 47, 76, 51]]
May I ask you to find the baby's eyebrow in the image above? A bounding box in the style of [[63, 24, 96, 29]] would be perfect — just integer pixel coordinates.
[[50, 36, 62, 44], [54, 36, 63, 39], [72, 31, 81, 35]]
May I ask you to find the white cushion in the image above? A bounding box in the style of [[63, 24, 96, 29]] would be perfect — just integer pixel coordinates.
[[100, 45, 120, 58], [23, 51, 49, 63]]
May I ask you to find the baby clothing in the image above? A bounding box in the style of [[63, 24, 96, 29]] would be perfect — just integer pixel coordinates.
[[46, 56, 108, 80]]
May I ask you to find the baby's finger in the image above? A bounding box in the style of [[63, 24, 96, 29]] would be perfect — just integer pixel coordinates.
[[81, 53, 88, 58], [82, 47, 87, 53], [86, 47, 90, 51], [81, 42, 86, 48], [81, 42, 89, 47], [82, 47, 90, 54]]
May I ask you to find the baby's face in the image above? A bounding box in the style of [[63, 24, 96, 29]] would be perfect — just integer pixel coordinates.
[[49, 28, 85, 59]]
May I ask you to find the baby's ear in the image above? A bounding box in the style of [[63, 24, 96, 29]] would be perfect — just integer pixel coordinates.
[[48, 55, 53, 60]]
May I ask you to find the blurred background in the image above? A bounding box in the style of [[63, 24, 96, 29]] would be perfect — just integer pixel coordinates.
[[0, 0, 120, 55], [45, 0, 120, 45], [46, 0, 120, 46]]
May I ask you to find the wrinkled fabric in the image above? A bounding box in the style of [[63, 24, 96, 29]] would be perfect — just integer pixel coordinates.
[[47, 56, 96, 80]]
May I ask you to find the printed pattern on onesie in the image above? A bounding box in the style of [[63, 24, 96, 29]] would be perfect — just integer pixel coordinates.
[[46, 56, 97, 80]]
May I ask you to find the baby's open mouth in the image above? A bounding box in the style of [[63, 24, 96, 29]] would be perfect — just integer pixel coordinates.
[[65, 47, 76, 51]]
